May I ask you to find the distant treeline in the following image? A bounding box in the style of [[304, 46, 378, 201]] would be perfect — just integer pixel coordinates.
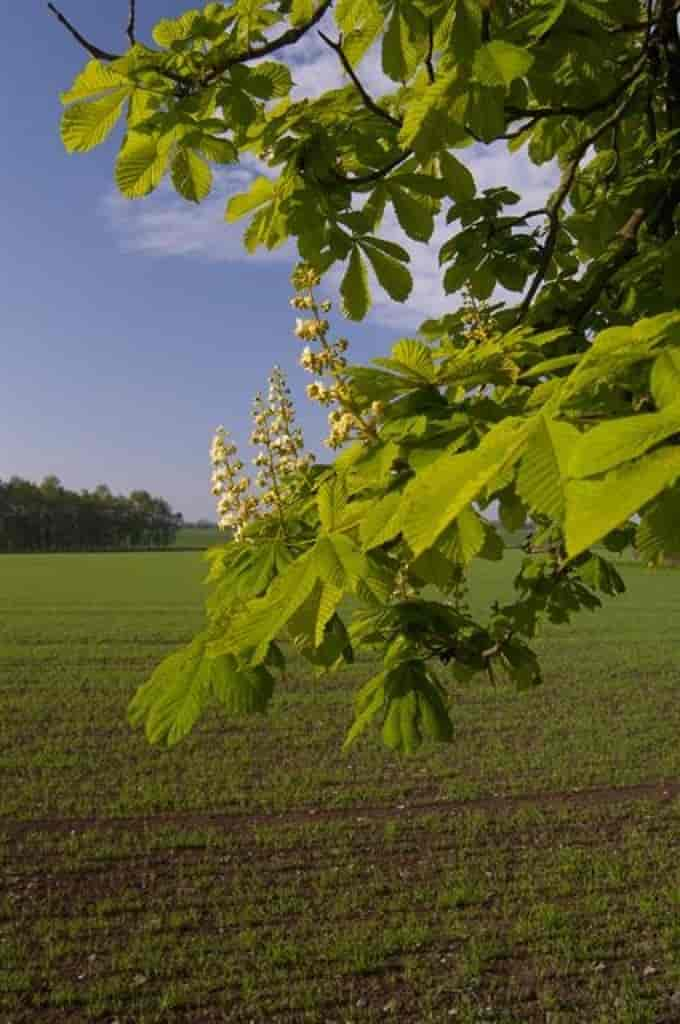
[[0, 476, 182, 552]]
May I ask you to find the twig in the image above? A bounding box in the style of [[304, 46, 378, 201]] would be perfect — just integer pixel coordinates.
[[425, 19, 435, 83], [517, 59, 647, 319], [127, 0, 136, 45], [506, 53, 649, 126], [330, 150, 412, 187], [318, 31, 402, 127], [202, 0, 334, 84], [47, 2, 120, 62], [481, 7, 491, 43]]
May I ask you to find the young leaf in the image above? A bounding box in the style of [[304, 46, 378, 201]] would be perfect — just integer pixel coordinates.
[[568, 402, 680, 479], [473, 41, 534, 89], [360, 242, 413, 302], [128, 633, 213, 747], [225, 176, 275, 222], [61, 60, 126, 104], [341, 247, 371, 320], [61, 89, 130, 153], [116, 132, 173, 198], [650, 350, 680, 410], [565, 447, 680, 559], [171, 148, 213, 202], [401, 418, 533, 556], [517, 416, 580, 523]]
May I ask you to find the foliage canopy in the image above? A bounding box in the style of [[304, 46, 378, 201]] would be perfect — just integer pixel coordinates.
[[54, 0, 680, 751]]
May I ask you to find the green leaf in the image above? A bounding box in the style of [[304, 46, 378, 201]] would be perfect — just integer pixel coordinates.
[[171, 148, 213, 202], [116, 132, 173, 198], [451, 0, 481, 64], [568, 402, 680, 479], [211, 655, 274, 715], [439, 152, 476, 203], [341, 247, 371, 320], [517, 416, 580, 523], [382, 8, 417, 83], [213, 550, 319, 663], [565, 447, 680, 559], [635, 486, 680, 564], [360, 489, 403, 549], [375, 339, 435, 382], [401, 418, 533, 556], [388, 184, 434, 242], [225, 176, 275, 222], [382, 665, 453, 753], [152, 12, 200, 47], [61, 60, 126, 103], [290, 0, 314, 26], [343, 671, 387, 750], [61, 88, 130, 153], [473, 42, 534, 89], [650, 350, 680, 410], [360, 242, 413, 302], [195, 134, 238, 164], [128, 632, 212, 746]]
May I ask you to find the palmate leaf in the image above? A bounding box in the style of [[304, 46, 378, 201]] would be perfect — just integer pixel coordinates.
[[171, 147, 213, 202], [211, 655, 274, 715], [568, 402, 680, 479], [129, 634, 273, 747], [650, 350, 680, 410], [129, 633, 212, 746], [401, 417, 534, 556], [517, 416, 580, 523], [212, 549, 319, 663], [373, 339, 436, 383], [116, 131, 174, 198], [225, 176, 275, 222], [360, 241, 413, 302], [61, 59, 127, 103], [635, 486, 680, 564], [565, 447, 680, 559], [343, 663, 453, 753], [472, 41, 534, 89], [61, 88, 130, 153], [341, 247, 371, 320]]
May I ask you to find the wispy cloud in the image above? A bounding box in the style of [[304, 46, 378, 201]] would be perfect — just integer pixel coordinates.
[[102, 32, 557, 328]]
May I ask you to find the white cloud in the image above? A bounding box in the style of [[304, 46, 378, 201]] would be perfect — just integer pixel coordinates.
[[102, 25, 557, 329]]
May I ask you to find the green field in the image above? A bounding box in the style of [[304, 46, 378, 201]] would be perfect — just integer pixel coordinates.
[[1, 551, 679, 1023], [173, 526, 223, 549]]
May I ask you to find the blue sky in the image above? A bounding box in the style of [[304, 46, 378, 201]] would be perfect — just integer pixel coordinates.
[[3, 3, 553, 520]]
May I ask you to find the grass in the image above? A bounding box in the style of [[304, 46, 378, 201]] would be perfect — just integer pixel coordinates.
[[173, 526, 222, 549], [1, 550, 679, 1022]]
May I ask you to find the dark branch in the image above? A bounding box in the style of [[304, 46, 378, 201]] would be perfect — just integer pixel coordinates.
[[318, 31, 402, 127], [425, 19, 435, 83], [481, 7, 491, 43], [127, 0, 136, 46], [203, 0, 334, 84], [506, 53, 648, 125], [518, 71, 646, 319], [330, 150, 412, 188], [569, 208, 646, 327], [47, 3, 121, 62]]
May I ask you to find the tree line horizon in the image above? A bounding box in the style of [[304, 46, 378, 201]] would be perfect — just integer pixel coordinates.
[[0, 475, 183, 552]]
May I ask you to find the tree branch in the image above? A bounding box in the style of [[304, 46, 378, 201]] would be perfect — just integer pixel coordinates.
[[127, 0, 137, 46], [318, 31, 402, 127], [203, 0, 334, 84], [425, 19, 435, 83], [569, 208, 647, 327], [47, 2, 121, 62], [330, 150, 412, 187], [506, 52, 648, 125], [518, 67, 647, 319]]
